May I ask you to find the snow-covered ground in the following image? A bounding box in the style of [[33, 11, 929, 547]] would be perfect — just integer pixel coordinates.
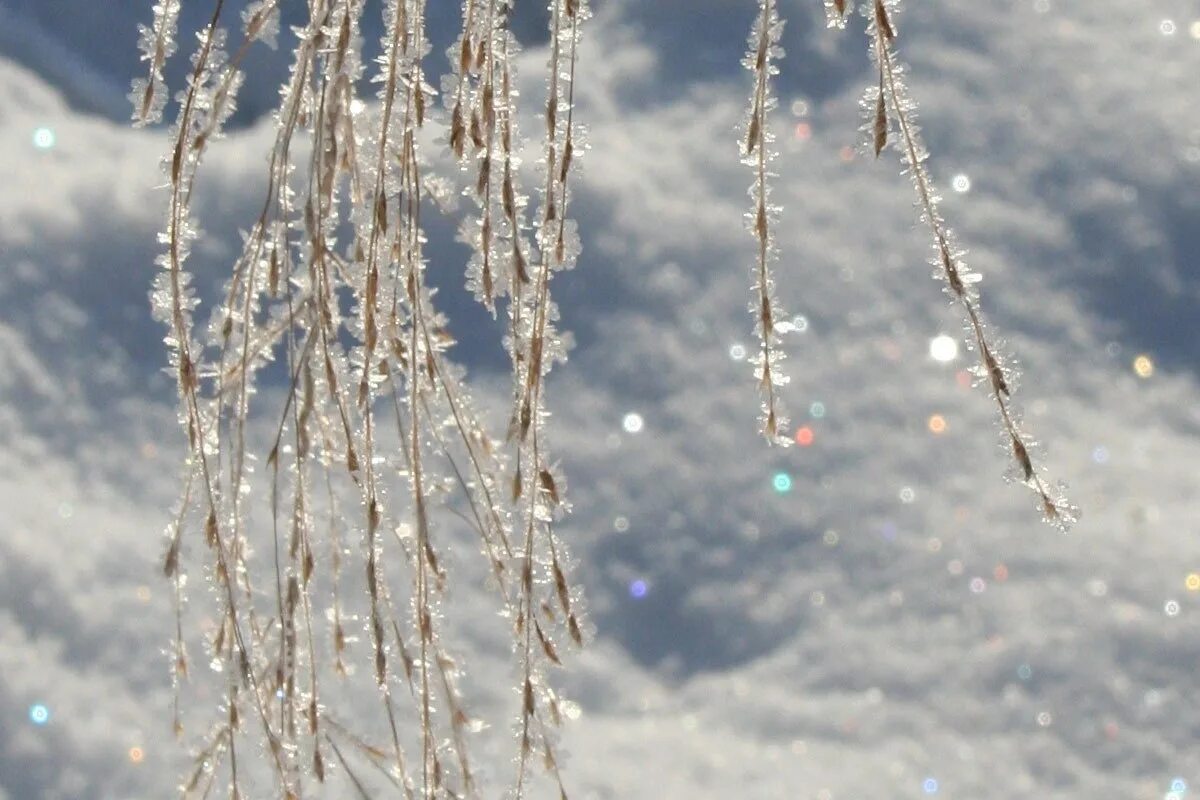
[[2, 1, 1199, 798]]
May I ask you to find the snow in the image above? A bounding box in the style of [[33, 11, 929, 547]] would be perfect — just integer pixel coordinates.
[[2, 0, 1200, 797]]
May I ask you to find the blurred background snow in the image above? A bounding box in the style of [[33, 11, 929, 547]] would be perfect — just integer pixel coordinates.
[[1, 0, 1199, 798]]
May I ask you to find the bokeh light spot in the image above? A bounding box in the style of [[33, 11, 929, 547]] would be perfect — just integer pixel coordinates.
[[773, 472, 792, 493], [622, 412, 644, 433], [928, 414, 947, 434], [1133, 354, 1155, 378], [129, 746, 145, 764], [629, 579, 648, 599], [930, 334, 958, 362], [29, 704, 50, 725], [951, 174, 971, 193], [923, 777, 939, 794], [795, 426, 814, 447], [32, 127, 56, 149], [1185, 573, 1200, 592]]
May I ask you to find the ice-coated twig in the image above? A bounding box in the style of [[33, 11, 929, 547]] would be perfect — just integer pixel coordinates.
[[741, 0, 792, 446], [861, 0, 1077, 529]]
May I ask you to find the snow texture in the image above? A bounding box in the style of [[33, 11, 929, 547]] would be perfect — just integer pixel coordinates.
[[2, 0, 1200, 797]]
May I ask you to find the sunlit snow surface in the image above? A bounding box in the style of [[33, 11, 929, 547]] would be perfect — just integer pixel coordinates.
[[2, 1, 1200, 798]]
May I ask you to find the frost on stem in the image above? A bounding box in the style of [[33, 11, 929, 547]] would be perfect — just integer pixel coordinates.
[[137, 0, 589, 796], [741, 0, 791, 446], [854, 0, 1077, 530], [509, 1, 592, 795], [824, 0, 851, 29], [131, 0, 181, 125]]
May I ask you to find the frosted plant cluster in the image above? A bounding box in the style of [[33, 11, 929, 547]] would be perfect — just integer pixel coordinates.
[[133, 0, 1073, 796], [745, 0, 1077, 527], [135, 0, 589, 796]]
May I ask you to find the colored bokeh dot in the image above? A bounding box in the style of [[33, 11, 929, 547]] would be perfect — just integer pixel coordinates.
[[32, 127, 56, 149], [1133, 354, 1155, 378], [928, 414, 947, 434], [993, 563, 1009, 582], [1017, 664, 1033, 680], [1171, 778, 1187, 793], [809, 401, 825, 418], [29, 704, 50, 725], [795, 426, 814, 447], [923, 777, 939, 795], [629, 579, 648, 599], [773, 472, 792, 493], [129, 746, 145, 764], [1185, 573, 1200, 592]]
